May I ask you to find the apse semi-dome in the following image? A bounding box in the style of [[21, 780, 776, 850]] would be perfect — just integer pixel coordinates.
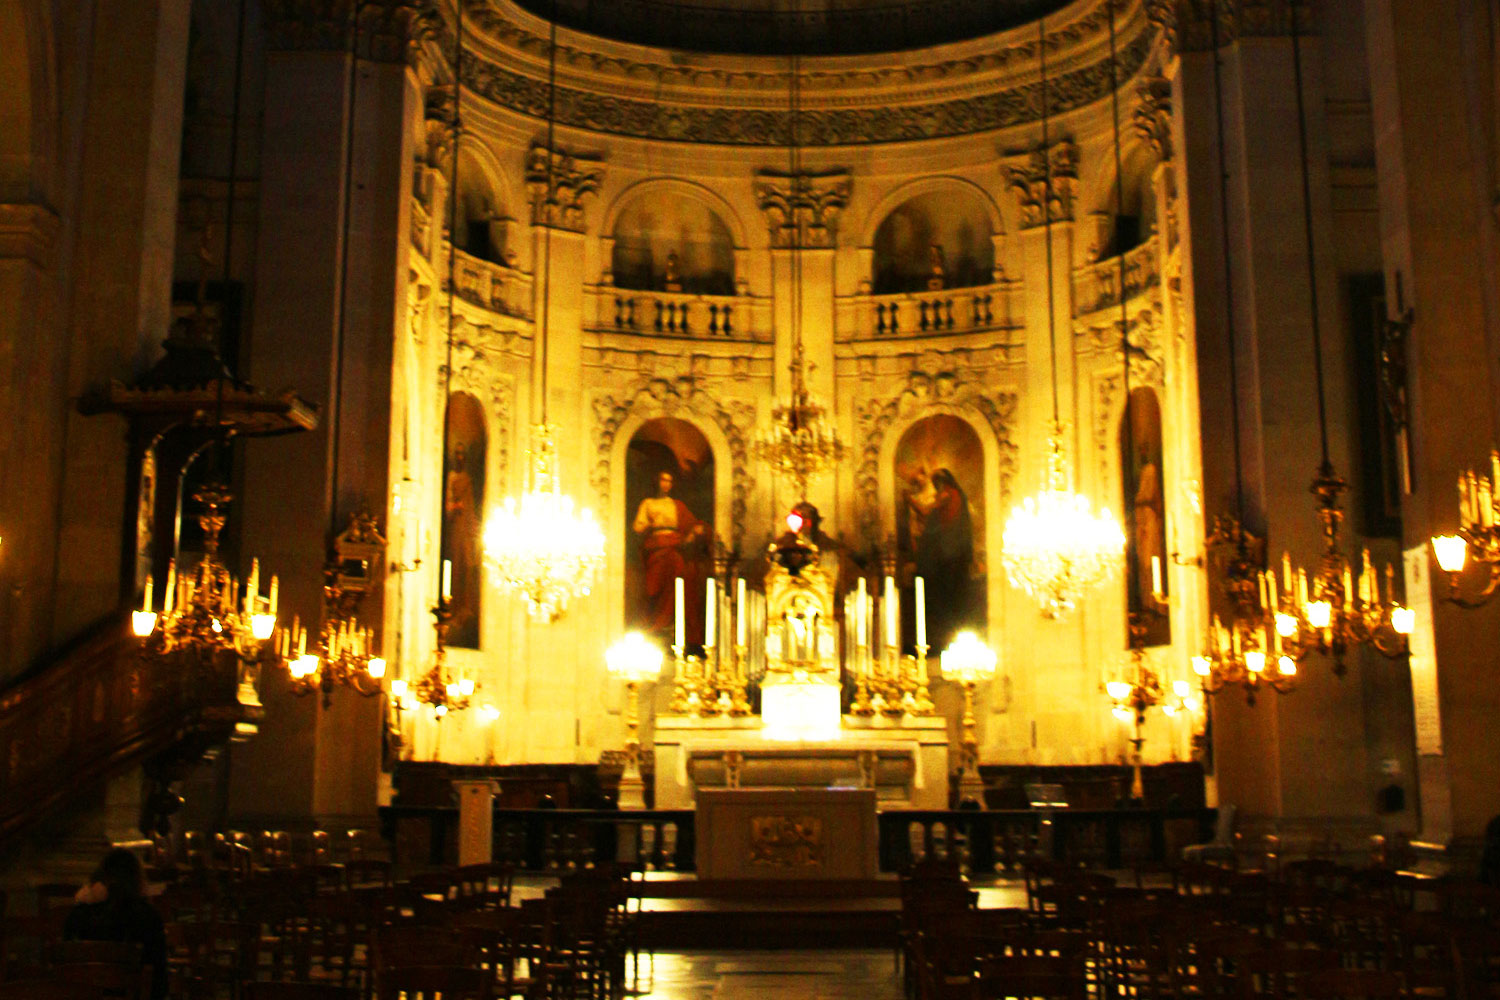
[[507, 0, 1077, 55]]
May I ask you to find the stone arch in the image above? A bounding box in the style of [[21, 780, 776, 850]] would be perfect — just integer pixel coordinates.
[[602, 178, 746, 294], [864, 177, 1003, 294], [454, 142, 516, 264], [1085, 131, 1160, 256]]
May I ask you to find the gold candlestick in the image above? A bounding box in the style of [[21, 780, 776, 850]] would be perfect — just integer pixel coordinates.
[[669, 644, 691, 714], [851, 644, 875, 716], [912, 643, 934, 714]]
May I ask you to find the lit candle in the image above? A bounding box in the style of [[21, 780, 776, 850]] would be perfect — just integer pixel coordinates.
[[915, 576, 927, 648], [165, 559, 176, 613], [269, 574, 278, 616], [1482, 477, 1495, 529], [442, 559, 453, 600], [142, 574, 153, 613], [298, 626, 307, 657], [856, 577, 867, 648], [1342, 562, 1354, 602], [1151, 556, 1163, 599], [1259, 571, 1269, 612], [247, 558, 259, 613], [1267, 565, 1279, 606], [736, 577, 747, 646], [884, 576, 898, 648], [675, 577, 685, 649], [705, 578, 717, 648], [1491, 450, 1499, 501]]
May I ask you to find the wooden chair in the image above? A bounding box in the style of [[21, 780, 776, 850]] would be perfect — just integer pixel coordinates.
[[53, 962, 150, 1000], [343, 860, 393, 891], [372, 925, 475, 976], [1298, 968, 1403, 999], [0, 982, 106, 1000], [374, 967, 492, 1000], [977, 955, 1087, 1000], [455, 865, 514, 911]]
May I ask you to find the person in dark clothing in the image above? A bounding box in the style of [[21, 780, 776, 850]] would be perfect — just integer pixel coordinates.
[[63, 848, 168, 1000]]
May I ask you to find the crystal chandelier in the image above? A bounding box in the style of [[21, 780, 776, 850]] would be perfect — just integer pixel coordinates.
[[1000, 20, 1124, 619], [134, 482, 279, 664], [480, 8, 604, 624], [1002, 430, 1125, 618], [1276, 12, 1412, 672], [1430, 450, 1500, 606], [485, 427, 605, 623]]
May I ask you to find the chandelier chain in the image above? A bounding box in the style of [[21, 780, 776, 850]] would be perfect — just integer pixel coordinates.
[[1041, 17, 1059, 429], [1291, 4, 1330, 468]]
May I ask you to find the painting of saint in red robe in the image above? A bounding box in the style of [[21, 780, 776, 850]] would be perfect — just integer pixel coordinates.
[[442, 393, 487, 649], [1123, 387, 1170, 646], [625, 419, 714, 649], [896, 415, 986, 654]]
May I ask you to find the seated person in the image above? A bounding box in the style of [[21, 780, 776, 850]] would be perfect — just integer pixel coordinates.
[[65, 847, 167, 1000]]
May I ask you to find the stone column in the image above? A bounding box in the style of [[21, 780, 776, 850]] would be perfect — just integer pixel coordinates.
[[232, 3, 424, 825], [1365, 0, 1500, 853], [1169, 5, 1377, 842]]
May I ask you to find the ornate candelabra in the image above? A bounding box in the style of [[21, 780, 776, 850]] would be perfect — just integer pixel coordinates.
[[607, 632, 664, 810], [939, 631, 996, 807], [1432, 450, 1500, 607], [405, 597, 474, 719], [1193, 518, 1297, 705], [1103, 623, 1193, 800]]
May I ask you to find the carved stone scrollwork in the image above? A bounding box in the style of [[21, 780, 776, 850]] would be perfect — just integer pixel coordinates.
[[439, 315, 519, 487], [1149, 0, 1313, 56], [753, 170, 853, 249], [1133, 77, 1173, 162], [526, 144, 603, 232], [1090, 311, 1165, 483], [854, 369, 1019, 545], [357, 0, 440, 64], [592, 377, 754, 545], [263, 0, 438, 60], [1003, 141, 1079, 229]]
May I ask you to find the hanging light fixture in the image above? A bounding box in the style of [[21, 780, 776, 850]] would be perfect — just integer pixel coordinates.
[[751, 2, 846, 503], [1274, 8, 1411, 674], [280, 5, 388, 706], [482, 0, 605, 624], [1001, 17, 1125, 619], [1431, 451, 1500, 606], [1190, 7, 1294, 705]]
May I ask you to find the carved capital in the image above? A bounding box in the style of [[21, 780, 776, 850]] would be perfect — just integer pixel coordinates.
[[358, 0, 441, 64], [753, 169, 852, 249], [424, 88, 457, 167], [1002, 141, 1078, 229], [526, 144, 603, 232], [1133, 77, 1173, 162], [1150, 0, 1314, 56]]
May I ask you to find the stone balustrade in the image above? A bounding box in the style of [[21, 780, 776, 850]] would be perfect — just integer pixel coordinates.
[[451, 247, 531, 318], [587, 286, 767, 340], [840, 280, 1019, 340], [1072, 240, 1160, 318]]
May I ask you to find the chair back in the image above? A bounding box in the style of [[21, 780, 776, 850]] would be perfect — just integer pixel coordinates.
[[375, 966, 492, 1000]]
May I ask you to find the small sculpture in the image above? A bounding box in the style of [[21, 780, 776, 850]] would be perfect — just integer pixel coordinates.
[[663, 251, 683, 292], [927, 243, 946, 290]]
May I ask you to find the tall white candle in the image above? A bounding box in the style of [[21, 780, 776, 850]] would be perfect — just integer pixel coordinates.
[[269, 574, 278, 616], [165, 559, 176, 613], [705, 578, 717, 648], [142, 574, 153, 613], [856, 577, 867, 647], [884, 576, 898, 648], [1151, 556, 1163, 598], [736, 577, 747, 646], [442, 559, 453, 600], [915, 576, 927, 647], [675, 577, 686, 648]]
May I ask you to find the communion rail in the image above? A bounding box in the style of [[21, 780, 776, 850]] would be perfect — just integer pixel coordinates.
[[378, 804, 1217, 875]]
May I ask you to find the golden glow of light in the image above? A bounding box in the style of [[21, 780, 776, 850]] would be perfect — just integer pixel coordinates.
[[132, 611, 159, 638], [434, 704, 448, 717], [366, 657, 387, 678], [1105, 680, 1132, 701], [939, 630, 998, 684], [390, 678, 408, 698], [459, 677, 476, 697], [605, 631, 665, 684], [1172, 680, 1191, 698], [1192, 656, 1211, 677], [291, 653, 320, 678], [1432, 535, 1468, 574], [1111, 706, 1133, 723], [1390, 606, 1416, 635], [480, 703, 500, 723], [1278, 655, 1297, 676], [250, 613, 277, 641], [1275, 612, 1299, 637], [1306, 601, 1332, 629], [1244, 650, 1266, 674]]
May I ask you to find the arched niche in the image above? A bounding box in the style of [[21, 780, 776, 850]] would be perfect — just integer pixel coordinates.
[[869, 182, 998, 295], [1094, 141, 1159, 258], [442, 392, 488, 649], [453, 147, 513, 265], [608, 183, 738, 295], [891, 413, 989, 654], [1121, 386, 1169, 646], [623, 418, 716, 649]]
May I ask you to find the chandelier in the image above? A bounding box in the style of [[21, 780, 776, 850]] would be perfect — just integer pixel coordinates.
[[282, 514, 389, 707], [1430, 450, 1500, 606], [480, 7, 603, 625], [484, 427, 605, 623], [396, 598, 477, 719], [1189, 521, 1296, 703], [1003, 430, 1125, 618], [1276, 11, 1412, 672], [1001, 20, 1124, 619], [1104, 626, 1196, 799], [133, 482, 279, 664]]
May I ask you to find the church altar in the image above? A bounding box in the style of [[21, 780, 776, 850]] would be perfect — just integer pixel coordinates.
[[694, 788, 878, 880]]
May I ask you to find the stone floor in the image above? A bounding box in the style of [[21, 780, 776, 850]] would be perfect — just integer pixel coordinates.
[[627, 951, 903, 1000]]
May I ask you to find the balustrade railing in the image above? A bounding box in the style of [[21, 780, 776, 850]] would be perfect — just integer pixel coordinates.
[[379, 804, 1215, 875], [842, 281, 1018, 340], [1072, 241, 1160, 317], [451, 247, 530, 318], [587, 287, 765, 340]]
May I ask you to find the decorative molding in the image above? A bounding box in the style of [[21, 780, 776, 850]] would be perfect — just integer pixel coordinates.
[[263, 0, 438, 61], [526, 144, 603, 232], [754, 170, 853, 249], [0, 203, 61, 270], [359, 0, 441, 64], [1002, 141, 1080, 229], [853, 368, 1019, 545], [1087, 312, 1164, 481], [1133, 76, 1173, 161], [591, 377, 756, 544], [441, 315, 522, 488], [460, 32, 1154, 146], [1148, 0, 1313, 56]]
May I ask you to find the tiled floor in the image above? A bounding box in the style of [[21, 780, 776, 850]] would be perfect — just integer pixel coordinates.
[[627, 950, 903, 1000]]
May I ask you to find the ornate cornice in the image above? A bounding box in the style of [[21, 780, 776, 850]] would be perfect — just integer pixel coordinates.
[[263, 0, 439, 62], [526, 144, 603, 231], [1148, 0, 1313, 56], [1003, 140, 1080, 228], [1133, 76, 1173, 161], [754, 170, 853, 249]]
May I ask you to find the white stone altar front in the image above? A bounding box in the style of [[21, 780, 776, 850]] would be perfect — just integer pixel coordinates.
[[653, 714, 950, 809], [695, 788, 878, 880]]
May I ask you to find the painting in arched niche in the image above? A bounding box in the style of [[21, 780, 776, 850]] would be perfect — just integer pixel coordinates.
[[612, 194, 735, 295], [1122, 387, 1170, 646], [872, 189, 995, 295], [442, 392, 487, 649], [896, 415, 987, 654], [625, 418, 715, 651]]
